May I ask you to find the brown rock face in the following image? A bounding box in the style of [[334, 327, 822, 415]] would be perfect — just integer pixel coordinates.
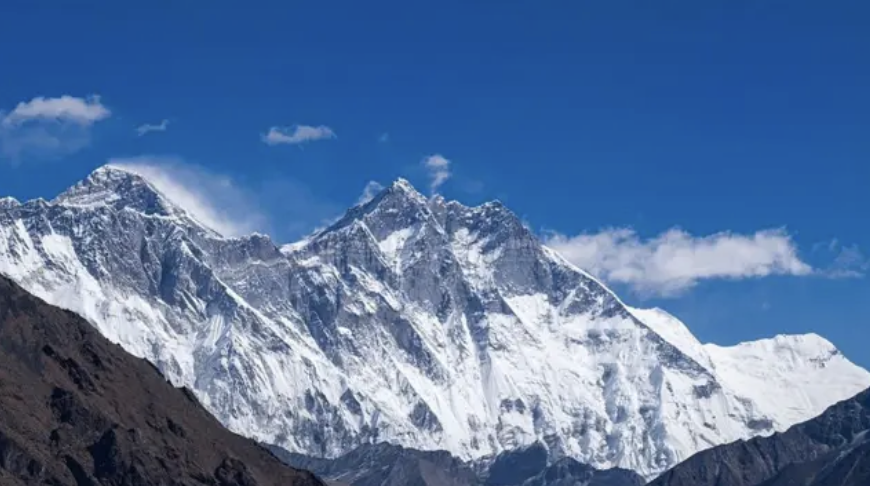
[[0, 275, 325, 486]]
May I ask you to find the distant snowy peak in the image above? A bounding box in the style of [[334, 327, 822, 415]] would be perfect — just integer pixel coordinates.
[[318, 177, 524, 244], [306, 176, 539, 286], [385, 176, 419, 195], [0, 197, 20, 209], [53, 165, 220, 237], [707, 332, 841, 360], [54, 165, 169, 211], [317, 177, 438, 240], [702, 332, 867, 428]]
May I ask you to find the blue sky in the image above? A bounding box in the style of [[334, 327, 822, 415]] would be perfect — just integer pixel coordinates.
[[1, 2, 868, 365]]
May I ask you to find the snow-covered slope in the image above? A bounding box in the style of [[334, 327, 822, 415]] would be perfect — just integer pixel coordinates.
[[704, 334, 867, 430], [0, 165, 867, 479]]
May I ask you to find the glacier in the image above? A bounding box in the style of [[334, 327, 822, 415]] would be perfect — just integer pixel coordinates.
[[0, 165, 867, 479]]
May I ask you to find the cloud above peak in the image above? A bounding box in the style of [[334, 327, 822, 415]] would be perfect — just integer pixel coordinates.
[[108, 156, 267, 237], [356, 180, 385, 206], [262, 125, 336, 145], [0, 95, 111, 161], [423, 154, 451, 193], [545, 227, 813, 297]]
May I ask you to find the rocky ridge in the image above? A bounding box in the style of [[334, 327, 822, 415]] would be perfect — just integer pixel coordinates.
[[0, 274, 324, 486]]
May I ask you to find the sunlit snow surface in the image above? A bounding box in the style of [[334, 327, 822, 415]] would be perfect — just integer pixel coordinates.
[[1, 166, 868, 479]]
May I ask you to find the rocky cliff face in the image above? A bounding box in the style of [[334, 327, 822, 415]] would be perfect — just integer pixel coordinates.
[[0, 165, 867, 478], [0, 274, 324, 486], [649, 388, 870, 486]]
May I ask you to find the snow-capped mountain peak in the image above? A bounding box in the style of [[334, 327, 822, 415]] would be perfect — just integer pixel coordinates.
[[1, 166, 868, 479], [390, 176, 423, 196], [0, 196, 20, 209], [55, 165, 169, 211], [52, 165, 223, 239], [317, 177, 435, 240]]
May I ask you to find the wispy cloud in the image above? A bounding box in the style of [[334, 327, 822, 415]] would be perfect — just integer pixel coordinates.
[[1, 95, 110, 127], [379, 132, 389, 143], [356, 180, 385, 206], [544, 227, 813, 297], [817, 240, 870, 278], [136, 119, 169, 137], [422, 154, 451, 193], [104, 156, 342, 242], [108, 156, 267, 237], [0, 95, 111, 161], [262, 125, 336, 146]]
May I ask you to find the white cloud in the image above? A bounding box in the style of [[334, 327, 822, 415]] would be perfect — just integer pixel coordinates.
[[262, 125, 336, 145], [1, 95, 110, 127], [108, 156, 267, 237], [136, 119, 169, 136], [544, 227, 813, 297], [0, 95, 111, 161], [356, 180, 384, 206], [422, 154, 451, 193]]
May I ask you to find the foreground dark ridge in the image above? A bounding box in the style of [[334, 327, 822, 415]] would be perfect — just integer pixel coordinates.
[[648, 387, 870, 486], [269, 441, 644, 486], [0, 275, 325, 486]]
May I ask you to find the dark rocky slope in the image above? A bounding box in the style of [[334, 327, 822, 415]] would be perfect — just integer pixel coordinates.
[[757, 433, 870, 486], [271, 441, 643, 486], [648, 388, 870, 486], [519, 457, 644, 486], [0, 274, 325, 486], [481, 443, 643, 486], [269, 442, 480, 486]]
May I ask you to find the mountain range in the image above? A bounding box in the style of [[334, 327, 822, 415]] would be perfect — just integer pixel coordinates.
[[0, 165, 867, 480]]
